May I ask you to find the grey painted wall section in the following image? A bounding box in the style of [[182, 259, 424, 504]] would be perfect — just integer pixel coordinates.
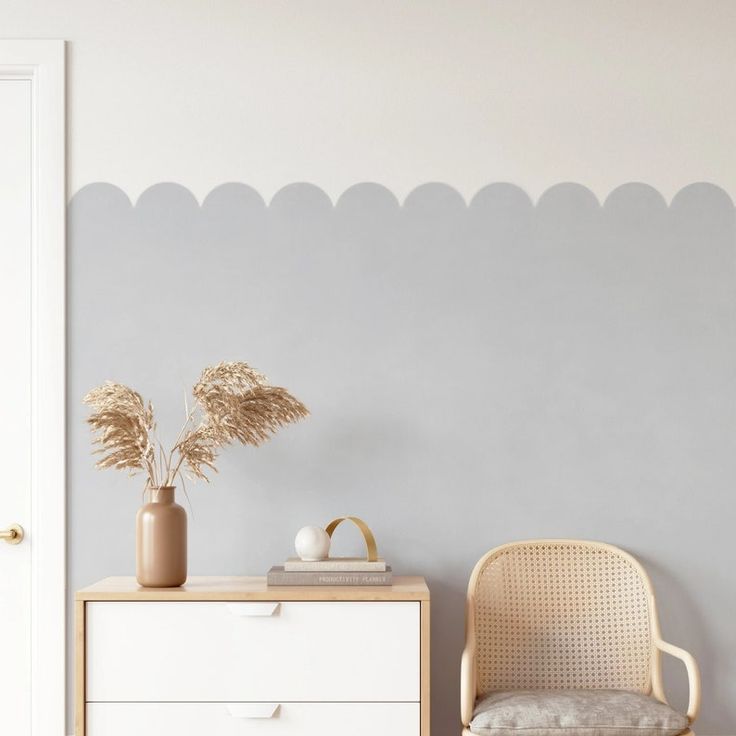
[[69, 181, 735, 734]]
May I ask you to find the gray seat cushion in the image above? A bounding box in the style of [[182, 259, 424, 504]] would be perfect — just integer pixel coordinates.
[[470, 690, 689, 736]]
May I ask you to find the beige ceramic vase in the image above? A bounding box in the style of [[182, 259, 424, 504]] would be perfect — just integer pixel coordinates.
[[136, 486, 187, 587]]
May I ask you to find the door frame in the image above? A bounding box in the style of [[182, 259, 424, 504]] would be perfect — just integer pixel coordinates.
[[0, 39, 66, 735]]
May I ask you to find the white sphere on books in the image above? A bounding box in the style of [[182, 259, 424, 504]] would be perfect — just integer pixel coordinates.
[[295, 526, 331, 561]]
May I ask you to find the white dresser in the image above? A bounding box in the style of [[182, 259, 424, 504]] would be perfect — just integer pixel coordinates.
[[76, 576, 430, 736]]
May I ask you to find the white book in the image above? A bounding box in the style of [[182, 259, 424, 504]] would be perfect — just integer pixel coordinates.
[[284, 557, 387, 572]]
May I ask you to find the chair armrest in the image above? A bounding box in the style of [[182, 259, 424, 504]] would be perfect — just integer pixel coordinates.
[[653, 637, 701, 723], [460, 643, 476, 727]]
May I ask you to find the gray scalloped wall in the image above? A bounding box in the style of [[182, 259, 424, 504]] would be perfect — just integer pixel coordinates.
[[69, 182, 736, 734]]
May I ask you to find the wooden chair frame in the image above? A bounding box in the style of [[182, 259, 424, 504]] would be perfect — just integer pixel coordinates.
[[460, 539, 701, 736]]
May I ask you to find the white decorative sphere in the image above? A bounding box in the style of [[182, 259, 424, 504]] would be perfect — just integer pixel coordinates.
[[295, 526, 331, 561]]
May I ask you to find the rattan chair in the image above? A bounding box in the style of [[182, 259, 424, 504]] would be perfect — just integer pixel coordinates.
[[461, 540, 700, 736]]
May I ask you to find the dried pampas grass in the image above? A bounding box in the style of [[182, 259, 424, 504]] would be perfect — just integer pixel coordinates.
[[83, 383, 156, 479], [84, 361, 309, 489]]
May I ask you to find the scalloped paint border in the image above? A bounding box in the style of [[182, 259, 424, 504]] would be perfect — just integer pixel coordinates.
[[69, 181, 735, 211]]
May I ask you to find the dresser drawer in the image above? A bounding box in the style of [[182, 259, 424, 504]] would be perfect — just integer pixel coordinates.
[[87, 702, 419, 736], [86, 601, 419, 702]]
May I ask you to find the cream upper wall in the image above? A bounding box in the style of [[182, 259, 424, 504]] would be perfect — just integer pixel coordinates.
[[3, 0, 736, 203]]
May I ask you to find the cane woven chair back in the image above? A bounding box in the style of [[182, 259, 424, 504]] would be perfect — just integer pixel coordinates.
[[470, 540, 653, 695]]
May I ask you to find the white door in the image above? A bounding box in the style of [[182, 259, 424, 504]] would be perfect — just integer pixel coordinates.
[[0, 40, 65, 736], [0, 75, 33, 734]]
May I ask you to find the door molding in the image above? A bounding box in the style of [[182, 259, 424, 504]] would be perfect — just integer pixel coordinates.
[[0, 39, 66, 735]]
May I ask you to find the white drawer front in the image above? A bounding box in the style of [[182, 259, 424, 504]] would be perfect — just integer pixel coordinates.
[[87, 702, 419, 736], [86, 601, 419, 702]]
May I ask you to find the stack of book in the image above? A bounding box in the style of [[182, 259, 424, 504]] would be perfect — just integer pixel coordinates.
[[267, 556, 392, 586]]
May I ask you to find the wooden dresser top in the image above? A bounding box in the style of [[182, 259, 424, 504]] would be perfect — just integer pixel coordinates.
[[76, 575, 430, 602]]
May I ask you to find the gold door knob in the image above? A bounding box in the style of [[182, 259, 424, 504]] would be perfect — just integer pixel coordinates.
[[0, 524, 24, 545]]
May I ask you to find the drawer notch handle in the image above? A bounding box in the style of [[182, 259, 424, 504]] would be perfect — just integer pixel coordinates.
[[226, 602, 280, 617], [226, 703, 280, 719]]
